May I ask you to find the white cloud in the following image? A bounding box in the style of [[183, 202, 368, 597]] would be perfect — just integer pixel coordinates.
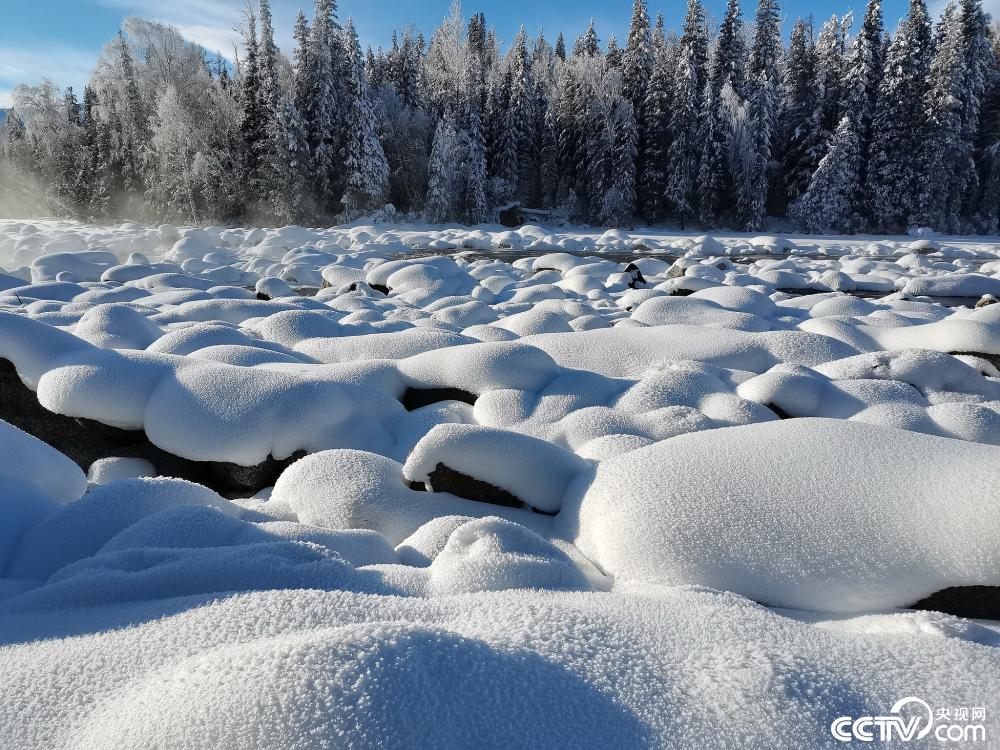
[[0, 45, 97, 102], [97, 0, 246, 59]]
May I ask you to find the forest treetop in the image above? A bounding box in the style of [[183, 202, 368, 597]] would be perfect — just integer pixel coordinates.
[[1, 0, 997, 234]]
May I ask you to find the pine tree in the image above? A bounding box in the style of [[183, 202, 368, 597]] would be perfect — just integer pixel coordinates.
[[866, 0, 932, 230], [641, 27, 671, 220], [81, 85, 112, 217], [710, 0, 747, 99], [457, 111, 490, 223], [915, 0, 989, 230], [240, 6, 268, 209], [777, 19, 819, 211], [115, 31, 150, 200], [555, 33, 567, 61], [258, 0, 280, 116], [554, 63, 581, 209], [508, 26, 539, 206], [485, 66, 518, 204], [601, 99, 638, 225], [790, 114, 861, 231], [606, 35, 623, 68], [304, 0, 342, 214], [539, 107, 559, 209], [575, 21, 601, 58], [271, 95, 313, 223], [973, 30, 1000, 229], [425, 117, 459, 222], [835, 0, 883, 225], [738, 0, 781, 230], [699, 0, 745, 226], [340, 18, 390, 218], [623, 0, 653, 220], [665, 0, 709, 224]]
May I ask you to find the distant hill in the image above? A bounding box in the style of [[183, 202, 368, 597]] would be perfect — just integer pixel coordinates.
[[0, 109, 7, 124]]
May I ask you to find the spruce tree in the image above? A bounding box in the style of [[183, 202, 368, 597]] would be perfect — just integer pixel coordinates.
[[699, 0, 745, 226], [623, 0, 653, 220], [866, 0, 932, 230], [664, 0, 709, 224], [777, 19, 818, 211], [790, 114, 861, 231], [738, 0, 781, 230], [240, 7, 268, 209], [340, 18, 390, 219], [641, 27, 671, 220]]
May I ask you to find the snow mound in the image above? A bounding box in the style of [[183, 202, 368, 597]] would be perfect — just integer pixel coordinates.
[[563, 419, 1000, 612]]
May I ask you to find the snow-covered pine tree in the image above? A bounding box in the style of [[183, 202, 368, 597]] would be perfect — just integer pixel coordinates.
[[508, 26, 540, 206], [553, 62, 581, 210], [425, 117, 459, 222], [622, 0, 653, 221], [790, 114, 862, 231], [814, 15, 850, 133], [606, 35, 623, 68], [866, 0, 932, 231], [485, 66, 518, 205], [601, 98, 638, 226], [698, 0, 745, 226], [710, 0, 747, 99], [240, 7, 268, 210], [270, 95, 313, 224], [258, 0, 280, 116], [575, 21, 601, 58], [973, 30, 1000, 230], [292, 11, 312, 113], [539, 107, 559, 209], [304, 0, 342, 215], [640, 30, 671, 220], [81, 85, 112, 217], [456, 110, 490, 223], [340, 18, 390, 219], [115, 31, 150, 201], [915, 0, 988, 230], [738, 0, 781, 230], [835, 0, 883, 226], [776, 19, 818, 212], [665, 0, 709, 224]]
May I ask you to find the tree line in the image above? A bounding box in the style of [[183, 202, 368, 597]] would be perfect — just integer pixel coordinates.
[[1, 0, 998, 234]]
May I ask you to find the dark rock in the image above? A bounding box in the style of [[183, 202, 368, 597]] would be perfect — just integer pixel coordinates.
[[766, 403, 795, 420], [0, 358, 302, 495], [370, 283, 390, 296], [951, 351, 1000, 370], [402, 387, 478, 411], [427, 463, 525, 509], [498, 204, 524, 228], [912, 586, 1000, 621], [624, 262, 647, 288], [255, 291, 271, 301]]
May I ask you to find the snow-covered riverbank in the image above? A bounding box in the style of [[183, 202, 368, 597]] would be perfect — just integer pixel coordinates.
[[1, 220, 999, 748]]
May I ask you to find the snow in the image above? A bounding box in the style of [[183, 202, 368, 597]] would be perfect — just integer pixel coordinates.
[[1, 220, 1000, 747]]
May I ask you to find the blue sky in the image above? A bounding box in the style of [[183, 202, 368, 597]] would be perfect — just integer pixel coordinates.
[[0, 0, 972, 108]]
